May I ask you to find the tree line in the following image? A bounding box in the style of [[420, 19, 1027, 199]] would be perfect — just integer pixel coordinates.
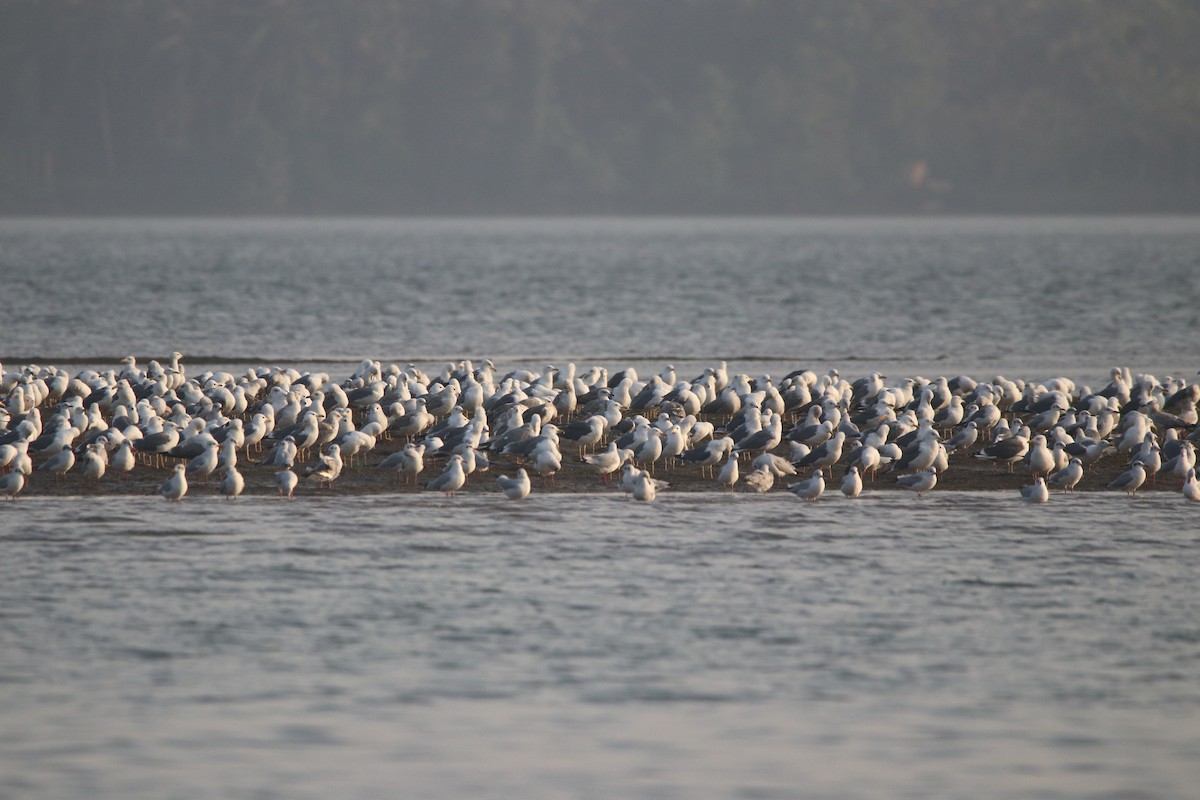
[[1, 0, 1197, 214]]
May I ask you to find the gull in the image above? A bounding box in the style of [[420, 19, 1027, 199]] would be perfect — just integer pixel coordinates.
[[219, 465, 244, 500], [164, 425, 213, 461], [1047, 457, 1084, 492], [77, 441, 107, 486], [631, 470, 657, 502], [793, 431, 846, 476], [1162, 441, 1196, 483], [582, 442, 630, 483], [786, 418, 833, 448], [840, 465, 863, 498], [0, 437, 29, 472], [1050, 440, 1069, 473], [887, 430, 939, 474], [560, 415, 606, 452], [1027, 403, 1066, 434], [619, 463, 642, 492], [1106, 461, 1146, 497], [974, 435, 1029, 471], [660, 425, 688, 465], [243, 413, 269, 452], [275, 468, 298, 499], [0, 464, 28, 500], [258, 435, 298, 469], [932, 396, 965, 429], [965, 401, 1002, 438], [388, 398, 434, 438], [943, 421, 979, 455], [530, 443, 562, 484], [678, 437, 732, 477], [742, 464, 775, 493], [290, 412, 322, 456], [717, 453, 739, 492], [346, 379, 386, 410], [496, 467, 531, 500], [701, 385, 741, 418], [1139, 444, 1162, 486], [621, 464, 669, 496], [1064, 437, 1113, 467], [304, 444, 344, 488], [1116, 416, 1152, 454], [750, 452, 796, 478], [732, 413, 783, 458], [631, 430, 663, 472], [216, 438, 239, 471], [39, 444, 75, 482], [157, 464, 188, 501], [1020, 476, 1050, 503], [186, 438, 220, 484], [786, 471, 825, 502], [456, 445, 485, 477], [1183, 468, 1200, 502], [337, 425, 379, 468], [1026, 434, 1055, 479], [845, 442, 881, 481], [426, 454, 467, 496], [895, 466, 938, 497], [685, 417, 715, 444], [377, 442, 426, 485]]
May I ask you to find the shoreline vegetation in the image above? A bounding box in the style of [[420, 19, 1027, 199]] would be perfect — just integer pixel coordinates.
[[5, 4, 1199, 216], [1, 357, 1197, 502]]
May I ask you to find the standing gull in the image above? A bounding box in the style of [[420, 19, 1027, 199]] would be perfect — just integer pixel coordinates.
[[0, 465, 28, 500], [895, 467, 938, 497], [840, 465, 863, 498], [974, 435, 1029, 471], [1026, 435, 1055, 480], [304, 444, 344, 488], [582, 442, 629, 483], [157, 464, 188, 501], [426, 454, 467, 496], [219, 465, 245, 500], [77, 442, 107, 486], [1106, 461, 1147, 497], [1047, 457, 1085, 492], [276, 468, 298, 499], [39, 444, 75, 483], [787, 471, 825, 502], [717, 453, 739, 493], [1182, 468, 1200, 502]]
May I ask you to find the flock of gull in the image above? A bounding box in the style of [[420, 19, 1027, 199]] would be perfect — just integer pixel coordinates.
[[0, 354, 1198, 505]]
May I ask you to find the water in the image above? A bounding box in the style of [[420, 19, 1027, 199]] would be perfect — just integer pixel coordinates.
[[1, 493, 1198, 799], [2, 217, 1199, 798], [2, 216, 1198, 381]]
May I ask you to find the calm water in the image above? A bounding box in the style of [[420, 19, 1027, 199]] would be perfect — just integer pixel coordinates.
[[2, 216, 1198, 380], [1, 493, 1198, 799], [1, 217, 1199, 798]]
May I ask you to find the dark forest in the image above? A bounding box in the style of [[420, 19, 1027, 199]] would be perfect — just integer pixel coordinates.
[[2, 0, 1197, 214]]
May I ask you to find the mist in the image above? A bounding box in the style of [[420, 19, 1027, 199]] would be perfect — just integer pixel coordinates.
[[2, 0, 1197, 215]]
